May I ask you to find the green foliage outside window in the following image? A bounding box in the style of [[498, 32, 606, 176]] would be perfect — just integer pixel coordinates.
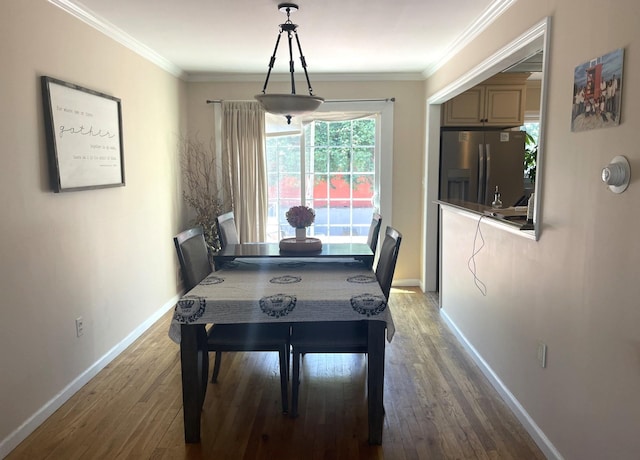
[[266, 118, 376, 192], [311, 118, 375, 184], [521, 122, 539, 184]]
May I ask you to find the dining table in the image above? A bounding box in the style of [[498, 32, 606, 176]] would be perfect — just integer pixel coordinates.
[[168, 252, 395, 445], [211, 241, 375, 268]]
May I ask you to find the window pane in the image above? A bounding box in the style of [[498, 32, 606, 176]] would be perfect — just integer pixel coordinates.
[[521, 122, 540, 184], [353, 147, 374, 172], [280, 145, 300, 172], [329, 174, 350, 205], [352, 119, 375, 145], [279, 174, 300, 208], [521, 122, 540, 144], [312, 174, 328, 202], [328, 121, 351, 145], [267, 173, 279, 193], [314, 121, 328, 144], [266, 138, 278, 172], [329, 147, 351, 172], [353, 174, 374, 202], [313, 147, 328, 173]]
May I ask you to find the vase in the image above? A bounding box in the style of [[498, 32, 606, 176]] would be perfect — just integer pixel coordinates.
[[295, 227, 307, 241]]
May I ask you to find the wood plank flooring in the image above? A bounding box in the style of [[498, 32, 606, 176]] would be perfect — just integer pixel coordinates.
[[7, 288, 545, 459]]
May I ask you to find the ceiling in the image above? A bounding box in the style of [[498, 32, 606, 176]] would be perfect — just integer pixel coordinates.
[[53, 0, 514, 80]]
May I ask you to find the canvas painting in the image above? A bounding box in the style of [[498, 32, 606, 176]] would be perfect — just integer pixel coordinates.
[[571, 48, 624, 132]]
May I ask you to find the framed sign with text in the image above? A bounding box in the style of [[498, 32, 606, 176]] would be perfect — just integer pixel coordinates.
[[41, 76, 125, 192]]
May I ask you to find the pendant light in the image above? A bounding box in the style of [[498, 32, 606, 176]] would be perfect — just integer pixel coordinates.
[[255, 3, 324, 124]]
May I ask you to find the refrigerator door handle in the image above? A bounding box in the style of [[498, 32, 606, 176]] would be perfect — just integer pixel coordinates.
[[478, 144, 486, 204], [485, 143, 491, 205]]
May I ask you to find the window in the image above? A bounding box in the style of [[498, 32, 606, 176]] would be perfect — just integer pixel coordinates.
[[521, 121, 540, 144], [266, 118, 377, 242], [521, 121, 539, 186], [265, 100, 393, 243]]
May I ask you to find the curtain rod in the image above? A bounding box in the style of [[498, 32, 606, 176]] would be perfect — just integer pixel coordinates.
[[325, 98, 395, 103], [206, 97, 395, 104]]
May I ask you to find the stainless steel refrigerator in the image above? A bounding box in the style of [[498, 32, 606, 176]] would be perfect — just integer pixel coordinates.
[[439, 130, 525, 207]]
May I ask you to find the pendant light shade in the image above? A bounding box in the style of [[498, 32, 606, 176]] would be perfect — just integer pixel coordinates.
[[255, 93, 324, 115], [255, 3, 324, 124]]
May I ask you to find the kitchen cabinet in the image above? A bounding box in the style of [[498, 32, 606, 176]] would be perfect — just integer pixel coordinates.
[[442, 73, 529, 127]]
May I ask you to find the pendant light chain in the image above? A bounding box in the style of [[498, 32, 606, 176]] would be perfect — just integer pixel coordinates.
[[255, 2, 324, 124]]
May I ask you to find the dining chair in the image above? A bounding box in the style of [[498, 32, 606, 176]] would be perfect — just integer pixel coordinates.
[[174, 227, 291, 413], [374, 226, 402, 300], [356, 212, 382, 267], [289, 225, 402, 417], [367, 212, 382, 255], [216, 211, 240, 247]]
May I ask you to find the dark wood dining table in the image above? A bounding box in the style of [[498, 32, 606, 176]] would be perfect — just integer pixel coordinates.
[[169, 255, 394, 445], [211, 242, 375, 268]]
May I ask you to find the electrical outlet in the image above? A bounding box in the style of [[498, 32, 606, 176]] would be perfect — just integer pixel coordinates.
[[75, 317, 84, 337], [537, 341, 547, 368]]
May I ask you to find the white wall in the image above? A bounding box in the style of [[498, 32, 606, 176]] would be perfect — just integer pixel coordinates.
[[431, 1, 640, 458], [0, 1, 187, 454]]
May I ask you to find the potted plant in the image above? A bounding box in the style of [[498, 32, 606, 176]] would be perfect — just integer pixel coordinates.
[[285, 205, 315, 241], [524, 131, 538, 185]]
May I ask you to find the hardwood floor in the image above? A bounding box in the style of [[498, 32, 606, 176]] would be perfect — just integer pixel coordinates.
[[7, 288, 544, 459]]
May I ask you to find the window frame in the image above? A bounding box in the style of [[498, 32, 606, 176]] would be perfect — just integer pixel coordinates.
[[265, 100, 393, 242]]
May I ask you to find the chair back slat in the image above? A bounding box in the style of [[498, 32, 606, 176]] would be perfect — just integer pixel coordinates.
[[375, 226, 402, 300], [367, 213, 382, 256], [174, 227, 212, 290], [217, 211, 239, 247]]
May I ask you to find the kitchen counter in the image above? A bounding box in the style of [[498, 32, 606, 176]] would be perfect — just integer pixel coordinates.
[[436, 199, 534, 232]]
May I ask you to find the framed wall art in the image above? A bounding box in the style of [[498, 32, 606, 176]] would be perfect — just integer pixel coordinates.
[[41, 76, 125, 192], [571, 48, 624, 132]]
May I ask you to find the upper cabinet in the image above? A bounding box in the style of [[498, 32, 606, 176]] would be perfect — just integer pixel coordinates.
[[442, 73, 530, 127]]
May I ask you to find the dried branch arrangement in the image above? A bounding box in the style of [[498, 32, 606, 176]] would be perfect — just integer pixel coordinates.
[[179, 136, 230, 250]]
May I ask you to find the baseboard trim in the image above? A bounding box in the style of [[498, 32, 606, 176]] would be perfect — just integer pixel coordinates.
[[0, 295, 180, 459], [440, 309, 564, 460], [391, 278, 421, 288]]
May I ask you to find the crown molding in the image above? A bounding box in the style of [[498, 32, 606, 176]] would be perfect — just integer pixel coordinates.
[[185, 72, 426, 83], [48, 0, 516, 84], [428, 17, 548, 104], [48, 0, 186, 79], [421, 0, 518, 78]]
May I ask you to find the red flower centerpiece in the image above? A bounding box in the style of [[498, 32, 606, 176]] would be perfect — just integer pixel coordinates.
[[286, 205, 315, 240]]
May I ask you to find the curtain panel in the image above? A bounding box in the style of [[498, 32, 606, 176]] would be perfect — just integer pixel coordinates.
[[221, 101, 267, 242]]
